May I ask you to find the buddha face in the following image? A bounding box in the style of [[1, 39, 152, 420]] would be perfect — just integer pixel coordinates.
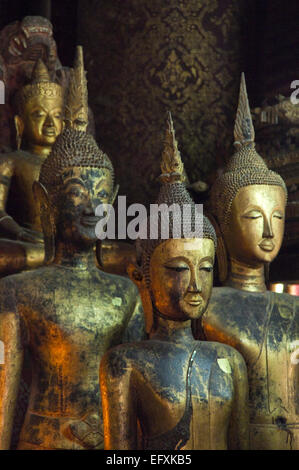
[[54, 166, 113, 246], [149, 238, 214, 321], [224, 184, 286, 266], [19, 95, 64, 147]]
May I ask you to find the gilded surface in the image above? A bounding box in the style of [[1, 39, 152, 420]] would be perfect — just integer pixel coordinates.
[[78, 0, 245, 206]]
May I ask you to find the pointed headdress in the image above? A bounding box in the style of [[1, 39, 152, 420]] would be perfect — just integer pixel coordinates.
[[18, 58, 64, 112]]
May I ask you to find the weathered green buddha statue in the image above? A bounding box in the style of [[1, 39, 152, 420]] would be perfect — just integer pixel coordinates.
[[0, 128, 145, 450], [201, 74, 299, 450], [100, 114, 249, 450], [0, 58, 64, 275]]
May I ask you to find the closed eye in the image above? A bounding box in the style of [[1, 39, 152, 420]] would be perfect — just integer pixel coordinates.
[[164, 266, 189, 273], [242, 210, 262, 219]]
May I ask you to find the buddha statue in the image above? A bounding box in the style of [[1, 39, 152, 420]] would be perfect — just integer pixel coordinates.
[[100, 114, 249, 450], [0, 58, 64, 275], [0, 128, 145, 450], [201, 74, 299, 450]]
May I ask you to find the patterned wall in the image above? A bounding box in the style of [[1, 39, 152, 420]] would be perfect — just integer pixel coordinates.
[[78, 0, 247, 208]]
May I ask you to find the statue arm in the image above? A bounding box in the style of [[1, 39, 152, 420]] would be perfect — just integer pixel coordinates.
[[228, 351, 249, 450], [0, 281, 24, 449], [100, 347, 138, 450]]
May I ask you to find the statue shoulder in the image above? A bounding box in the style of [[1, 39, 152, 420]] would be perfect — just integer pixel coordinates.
[[199, 340, 246, 370]]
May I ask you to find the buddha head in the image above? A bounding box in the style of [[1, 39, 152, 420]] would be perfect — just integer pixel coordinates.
[[35, 128, 118, 261], [14, 58, 64, 153], [210, 74, 287, 280], [128, 113, 216, 332], [64, 46, 88, 133]]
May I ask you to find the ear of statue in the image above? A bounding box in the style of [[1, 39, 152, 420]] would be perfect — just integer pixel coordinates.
[[33, 181, 56, 264], [14, 115, 24, 151], [127, 262, 153, 335], [111, 183, 119, 206], [207, 212, 228, 283]]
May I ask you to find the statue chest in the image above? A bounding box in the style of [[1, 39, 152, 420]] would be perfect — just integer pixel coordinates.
[[22, 285, 129, 372]]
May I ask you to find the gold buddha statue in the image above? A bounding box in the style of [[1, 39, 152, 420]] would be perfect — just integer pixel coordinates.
[[0, 128, 145, 450], [100, 114, 249, 450], [0, 58, 64, 275], [201, 74, 299, 450]]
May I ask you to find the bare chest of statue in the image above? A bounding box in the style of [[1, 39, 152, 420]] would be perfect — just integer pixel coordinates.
[[127, 340, 236, 450]]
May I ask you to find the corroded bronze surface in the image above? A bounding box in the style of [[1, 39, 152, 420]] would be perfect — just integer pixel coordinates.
[[100, 118, 249, 450], [0, 129, 145, 450], [201, 74, 299, 450]]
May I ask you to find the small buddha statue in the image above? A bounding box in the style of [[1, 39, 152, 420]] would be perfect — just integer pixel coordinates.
[[0, 58, 64, 275], [100, 113, 249, 450], [0, 128, 145, 450], [201, 74, 299, 450]]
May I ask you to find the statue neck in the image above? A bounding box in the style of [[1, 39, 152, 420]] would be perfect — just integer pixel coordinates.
[[53, 240, 96, 271], [226, 257, 266, 293], [27, 143, 52, 158], [151, 308, 194, 343]]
